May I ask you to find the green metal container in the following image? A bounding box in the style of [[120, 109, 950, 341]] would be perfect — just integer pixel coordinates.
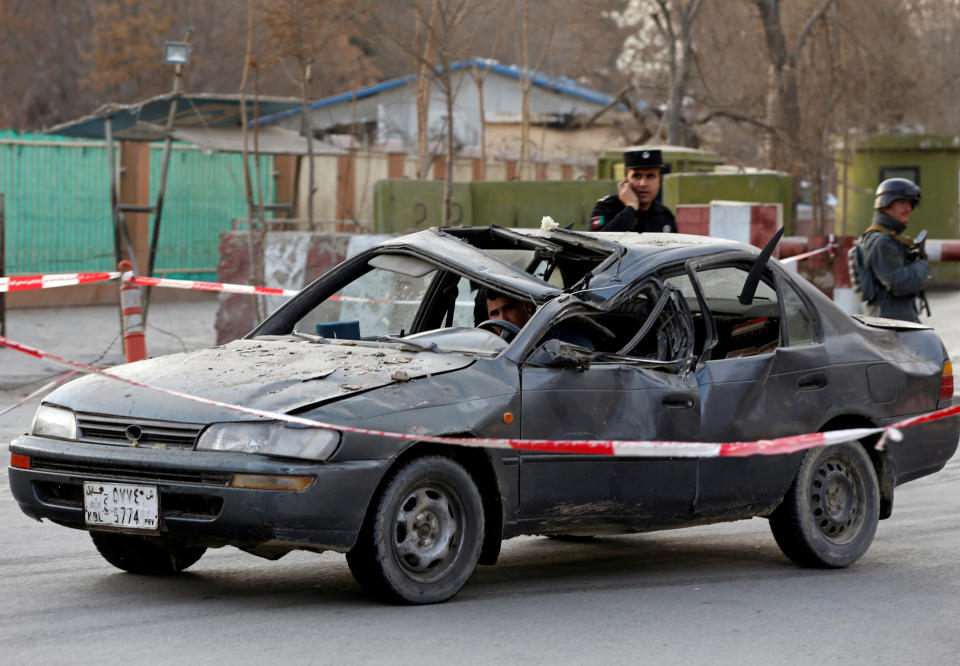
[[836, 134, 960, 238], [373, 179, 616, 234], [596, 144, 724, 180], [662, 170, 794, 233]]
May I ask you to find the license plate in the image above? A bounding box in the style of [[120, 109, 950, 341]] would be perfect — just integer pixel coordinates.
[[83, 482, 159, 531]]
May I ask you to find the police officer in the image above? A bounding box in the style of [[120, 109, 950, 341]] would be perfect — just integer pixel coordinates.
[[860, 178, 931, 322], [590, 148, 677, 233]]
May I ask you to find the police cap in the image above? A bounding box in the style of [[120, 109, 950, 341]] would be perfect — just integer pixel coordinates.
[[624, 149, 666, 170]]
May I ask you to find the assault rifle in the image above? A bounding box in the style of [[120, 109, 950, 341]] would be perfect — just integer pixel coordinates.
[[913, 229, 931, 317]]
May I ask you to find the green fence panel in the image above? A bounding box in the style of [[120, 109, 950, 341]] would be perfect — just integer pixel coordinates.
[[0, 131, 113, 274], [148, 146, 274, 280], [0, 132, 274, 279]]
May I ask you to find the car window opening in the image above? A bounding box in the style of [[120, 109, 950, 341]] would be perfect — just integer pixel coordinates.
[[279, 230, 616, 351], [667, 264, 784, 361]]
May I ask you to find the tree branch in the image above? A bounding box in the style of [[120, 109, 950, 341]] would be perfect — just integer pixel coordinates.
[[693, 108, 780, 135], [789, 0, 837, 62]]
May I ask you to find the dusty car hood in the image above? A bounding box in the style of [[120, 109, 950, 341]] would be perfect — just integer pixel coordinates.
[[46, 338, 474, 422]]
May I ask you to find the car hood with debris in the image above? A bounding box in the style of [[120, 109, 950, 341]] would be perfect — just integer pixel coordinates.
[[44, 338, 474, 423]]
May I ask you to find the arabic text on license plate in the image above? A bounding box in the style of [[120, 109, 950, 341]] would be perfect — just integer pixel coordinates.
[[83, 482, 159, 530]]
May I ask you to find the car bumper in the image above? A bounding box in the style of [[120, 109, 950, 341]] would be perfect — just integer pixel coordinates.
[[8, 435, 391, 553], [879, 413, 960, 485]]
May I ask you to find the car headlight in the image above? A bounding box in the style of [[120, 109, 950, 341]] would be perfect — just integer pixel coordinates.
[[196, 422, 340, 461], [31, 404, 77, 440]]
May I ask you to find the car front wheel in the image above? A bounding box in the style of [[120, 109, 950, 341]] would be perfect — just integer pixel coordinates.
[[90, 532, 206, 575], [347, 456, 484, 604], [769, 442, 880, 568]]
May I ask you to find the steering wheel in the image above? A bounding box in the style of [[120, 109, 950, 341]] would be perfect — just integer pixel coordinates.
[[477, 318, 521, 341]]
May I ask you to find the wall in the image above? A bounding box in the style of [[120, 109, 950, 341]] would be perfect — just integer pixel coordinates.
[[215, 231, 388, 343], [662, 171, 793, 233], [298, 149, 598, 231], [372, 179, 616, 234]]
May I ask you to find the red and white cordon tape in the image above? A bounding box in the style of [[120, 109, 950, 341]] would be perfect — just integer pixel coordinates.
[[780, 243, 837, 264], [131, 275, 299, 298], [0, 271, 298, 297], [0, 272, 120, 293], [0, 270, 464, 306], [4, 333, 957, 458]]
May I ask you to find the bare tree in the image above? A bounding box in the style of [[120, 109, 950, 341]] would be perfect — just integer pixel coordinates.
[[413, 1, 440, 180], [260, 0, 368, 230], [370, 0, 490, 225], [750, 0, 836, 172], [653, 0, 705, 144], [513, 0, 555, 180], [466, 1, 508, 181], [609, 0, 705, 146]]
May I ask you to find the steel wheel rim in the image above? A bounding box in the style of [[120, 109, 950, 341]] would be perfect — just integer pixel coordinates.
[[810, 455, 866, 545], [391, 482, 465, 582]]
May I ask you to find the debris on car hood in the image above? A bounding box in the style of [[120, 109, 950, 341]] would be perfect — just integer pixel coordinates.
[[45, 338, 474, 421]]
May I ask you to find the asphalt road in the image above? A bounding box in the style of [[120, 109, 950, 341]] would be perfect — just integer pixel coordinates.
[[2, 295, 959, 665]]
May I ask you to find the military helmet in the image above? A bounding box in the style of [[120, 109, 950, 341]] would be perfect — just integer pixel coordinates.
[[874, 178, 921, 210]]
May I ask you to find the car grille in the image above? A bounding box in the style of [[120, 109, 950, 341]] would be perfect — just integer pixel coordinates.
[[30, 457, 233, 487], [76, 413, 203, 449]]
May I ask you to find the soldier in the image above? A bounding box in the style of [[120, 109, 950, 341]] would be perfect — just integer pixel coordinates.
[[860, 178, 932, 322], [590, 148, 677, 233]]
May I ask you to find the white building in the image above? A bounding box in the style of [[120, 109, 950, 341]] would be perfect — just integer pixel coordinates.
[[256, 58, 632, 164]]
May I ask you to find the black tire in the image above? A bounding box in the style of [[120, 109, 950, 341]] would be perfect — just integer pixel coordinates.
[[347, 456, 484, 604], [769, 442, 880, 568], [90, 531, 206, 575]]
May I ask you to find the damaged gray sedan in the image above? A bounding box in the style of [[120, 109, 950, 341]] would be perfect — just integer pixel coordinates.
[[9, 226, 959, 604]]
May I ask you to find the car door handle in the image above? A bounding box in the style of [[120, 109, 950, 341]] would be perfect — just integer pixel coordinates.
[[661, 393, 695, 410], [797, 373, 828, 390]]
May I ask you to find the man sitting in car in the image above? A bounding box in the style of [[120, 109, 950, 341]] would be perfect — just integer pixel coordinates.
[[478, 289, 595, 349]]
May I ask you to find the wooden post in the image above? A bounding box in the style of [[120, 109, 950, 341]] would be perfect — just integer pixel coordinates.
[[119, 141, 152, 273], [336, 154, 356, 228], [273, 154, 297, 220], [387, 152, 407, 179], [472, 158, 483, 181], [433, 155, 447, 180]]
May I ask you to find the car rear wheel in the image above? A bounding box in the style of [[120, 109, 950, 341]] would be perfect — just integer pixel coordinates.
[[90, 532, 206, 575], [769, 442, 879, 568], [347, 456, 484, 604]]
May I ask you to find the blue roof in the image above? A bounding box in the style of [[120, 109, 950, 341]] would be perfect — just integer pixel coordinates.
[[252, 59, 621, 127]]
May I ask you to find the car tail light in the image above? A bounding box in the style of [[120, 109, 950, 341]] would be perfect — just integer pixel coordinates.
[[10, 453, 31, 469], [940, 360, 954, 402]]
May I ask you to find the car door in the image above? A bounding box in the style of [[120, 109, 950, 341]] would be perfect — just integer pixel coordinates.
[[516, 289, 699, 530], [673, 259, 833, 517]]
